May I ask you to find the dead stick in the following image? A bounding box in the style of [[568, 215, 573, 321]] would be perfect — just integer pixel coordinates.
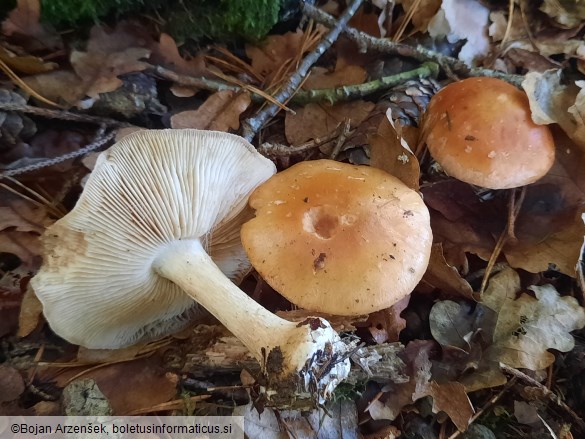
[[0, 128, 115, 179], [240, 0, 364, 142], [0, 102, 132, 127], [500, 364, 585, 432], [303, 3, 524, 87]]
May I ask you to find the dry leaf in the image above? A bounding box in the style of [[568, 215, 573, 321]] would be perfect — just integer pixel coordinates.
[[232, 403, 287, 439], [170, 91, 251, 132], [17, 284, 43, 336], [540, 0, 585, 28], [303, 63, 367, 90], [0, 365, 25, 402], [431, 268, 585, 392], [366, 295, 410, 344], [45, 358, 179, 415], [522, 70, 585, 149], [285, 101, 375, 145], [71, 48, 150, 98], [485, 276, 585, 370], [400, 0, 442, 33], [23, 70, 86, 107], [371, 340, 474, 431], [0, 198, 52, 269], [369, 110, 420, 190], [504, 209, 584, 275], [0, 46, 57, 75], [246, 30, 304, 82], [422, 243, 474, 299], [2, 0, 62, 50], [150, 33, 207, 97], [150, 33, 206, 76]]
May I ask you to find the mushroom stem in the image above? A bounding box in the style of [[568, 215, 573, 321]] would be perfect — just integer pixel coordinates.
[[153, 239, 350, 400]]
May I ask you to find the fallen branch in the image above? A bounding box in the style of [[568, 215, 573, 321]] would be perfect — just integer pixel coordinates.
[[303, 3, 524, 88], [151, 65, 242, 94], [500, 363, 585, 433], [0, 128, 115, 179], [0, 102, 133, 127], [240, 0, 365, 142], [258, 125, 356, 159], [290, 62, 439, 105], [181, 325, 407, 387]]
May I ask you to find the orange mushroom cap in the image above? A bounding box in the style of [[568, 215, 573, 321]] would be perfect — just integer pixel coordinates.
[[422, 77, 555, 189], [241, 160, 432, 316]]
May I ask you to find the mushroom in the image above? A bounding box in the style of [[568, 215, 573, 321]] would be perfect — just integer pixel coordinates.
[[32, 130, 350, 401], [421, 77, 555, 189], [241, 160, 432, 316]]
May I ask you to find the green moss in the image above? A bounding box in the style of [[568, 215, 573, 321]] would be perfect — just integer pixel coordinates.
[[40, 0, 282, 42], [40, 0, 153, 25], [166, 0, 281, 42]]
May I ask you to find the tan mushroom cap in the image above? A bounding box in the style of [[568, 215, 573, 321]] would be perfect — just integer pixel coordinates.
[[241, 160, 432, 316], [422, 77, 555, 189]]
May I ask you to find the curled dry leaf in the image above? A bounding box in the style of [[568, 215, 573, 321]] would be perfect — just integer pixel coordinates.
[[366, 295, 410, 344], [421, 243, 474, 299], [285, 100, 375, 145], [369, 110, 420, 190], [170, 91, 251, 132], [540, 0, 585, 28], [522, 70, 585, 149]]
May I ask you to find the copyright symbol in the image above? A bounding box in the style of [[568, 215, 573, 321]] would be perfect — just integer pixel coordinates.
[[11, 424, 19, 433]]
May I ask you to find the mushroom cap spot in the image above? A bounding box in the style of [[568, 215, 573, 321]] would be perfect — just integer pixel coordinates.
[[422, 77, 555, 189], [32, 129, 276, 349], [241, 160, 432, 316]]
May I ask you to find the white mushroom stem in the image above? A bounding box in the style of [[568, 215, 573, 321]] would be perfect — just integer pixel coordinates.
[[153, 239, 350, 396]]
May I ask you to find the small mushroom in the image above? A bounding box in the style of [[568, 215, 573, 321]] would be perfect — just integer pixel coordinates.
[[32, 130, 350, 400], [241, 160, 432, 316], [421, 77, 555, 189]]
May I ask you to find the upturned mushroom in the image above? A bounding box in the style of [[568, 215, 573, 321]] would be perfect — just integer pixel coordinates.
[[32, 129, 350, 401], [421, 77, 555, 189], [241, 160, 432, 316]]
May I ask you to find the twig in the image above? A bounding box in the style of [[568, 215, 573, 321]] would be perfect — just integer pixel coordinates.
[[0, 128, 115, 179], [479, 187, 525, 294], [500, 363, 585, 432], [303, 3, 524, 87], [330, 118, 352, 159], [447, 377, 517, 439], [257, 126, 355, 159], [290, 62, 439, 105], [157, 62, 438, 107], [0, 102, 132, 127], [240, 0, 365, 142]]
